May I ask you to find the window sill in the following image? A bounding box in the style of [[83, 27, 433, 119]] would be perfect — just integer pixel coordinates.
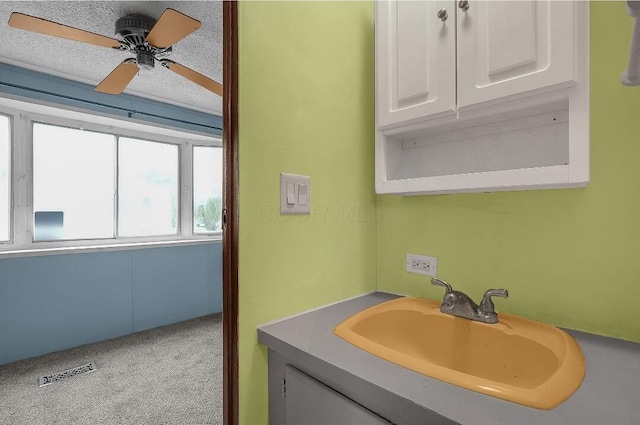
[[0, 237, 221, 259]]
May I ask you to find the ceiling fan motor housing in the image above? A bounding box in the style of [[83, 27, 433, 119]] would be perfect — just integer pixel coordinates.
[[115, 14, 155, 46], [115, 13, 173, 71]]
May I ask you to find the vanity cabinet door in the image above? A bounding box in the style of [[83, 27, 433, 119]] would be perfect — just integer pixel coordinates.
[[284, 365, 391, 425], [456, 0, 577, 108], [376, 0, 456, 129]]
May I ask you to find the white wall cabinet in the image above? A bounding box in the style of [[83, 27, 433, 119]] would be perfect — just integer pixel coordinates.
[[457, 1, 577, 109], [376, 0, 456, 129], [375, 0, 589, 196]]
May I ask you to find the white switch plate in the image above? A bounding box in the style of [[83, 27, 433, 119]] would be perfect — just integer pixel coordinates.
[[406, 253, 437, 277], [280, 173, 311, 214]]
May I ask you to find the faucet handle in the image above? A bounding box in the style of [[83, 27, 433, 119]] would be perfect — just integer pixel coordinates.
[[431, 278, 453, 293], [479, 288, 509, 314]]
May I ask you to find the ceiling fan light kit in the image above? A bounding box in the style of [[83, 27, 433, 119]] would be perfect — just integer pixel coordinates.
[[8, 8, 222, 96]]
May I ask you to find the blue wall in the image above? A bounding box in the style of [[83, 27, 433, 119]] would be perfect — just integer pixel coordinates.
[[0, 63, 223, 366], [0, 62, 222, 136], [0, 242, 222, 365]]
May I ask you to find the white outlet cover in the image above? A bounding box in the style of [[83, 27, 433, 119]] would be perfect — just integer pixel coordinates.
[[406, 253, 438, 277], [280, 173, 311, 214]]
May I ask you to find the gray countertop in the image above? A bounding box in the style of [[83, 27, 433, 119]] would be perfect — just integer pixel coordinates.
[[258, 292, 640, 425]]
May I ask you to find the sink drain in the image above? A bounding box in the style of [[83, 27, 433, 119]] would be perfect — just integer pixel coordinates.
[[38, 362, 97, 387]]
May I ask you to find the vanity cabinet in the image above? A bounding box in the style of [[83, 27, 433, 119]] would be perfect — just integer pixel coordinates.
[[266, 349, 457, 425], [375, 0, 589, 195], [284, 365, 391, 425], [259, 293, 640, 425]]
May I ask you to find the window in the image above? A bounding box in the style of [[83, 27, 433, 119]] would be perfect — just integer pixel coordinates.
[[193, 146, 223, 234], [33, 124, 116, 241], [118, 137, 179, 237], [0, 115, 9, 242], [33, 126, 181, 240], [1, 100, 221, 253]]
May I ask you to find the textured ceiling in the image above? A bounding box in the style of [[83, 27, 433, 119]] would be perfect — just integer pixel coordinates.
[[0, 1, 222, 115]]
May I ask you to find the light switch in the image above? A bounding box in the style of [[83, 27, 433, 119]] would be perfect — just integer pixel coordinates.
[[280, 173, 311, 214], [286, 182, 296, 205], [298, 184, 308, 206]]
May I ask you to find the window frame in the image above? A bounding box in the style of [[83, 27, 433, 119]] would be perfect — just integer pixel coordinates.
[[0, 96, 222, 257], [31, 121, 118, 242], [116, 133, 182, 239], [192, 145, 224, 235], [0, 112, 11, 244]]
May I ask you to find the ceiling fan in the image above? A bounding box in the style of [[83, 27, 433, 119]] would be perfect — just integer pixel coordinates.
[[8, 8, 222, 97]]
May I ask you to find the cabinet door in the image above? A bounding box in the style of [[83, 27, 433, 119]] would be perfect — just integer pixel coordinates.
[[284, 366, 391, 425], [376, 0, 456, 129], [456, 1, 577, 108]]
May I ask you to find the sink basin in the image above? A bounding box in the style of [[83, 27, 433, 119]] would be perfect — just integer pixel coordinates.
[[333, 297, 585, 409]]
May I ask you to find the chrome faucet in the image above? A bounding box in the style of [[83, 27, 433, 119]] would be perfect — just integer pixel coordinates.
[[431, 278, 508, 324]]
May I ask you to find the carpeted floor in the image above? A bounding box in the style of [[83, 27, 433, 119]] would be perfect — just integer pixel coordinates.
[[0, 314, 223, 425]]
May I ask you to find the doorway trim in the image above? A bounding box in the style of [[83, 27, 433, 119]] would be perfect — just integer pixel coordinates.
[[222, 2, 239, 425]]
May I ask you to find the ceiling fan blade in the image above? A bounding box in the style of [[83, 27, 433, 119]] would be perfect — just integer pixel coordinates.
[[146, 8, 201, 49], [8, 12, 121, 49], [95, 61, 139, 95], [163, 61, 222, 96]]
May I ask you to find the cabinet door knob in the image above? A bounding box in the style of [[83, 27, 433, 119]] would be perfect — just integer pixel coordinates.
[[458, 1, 470, 11], [437, 8, 448, 22]]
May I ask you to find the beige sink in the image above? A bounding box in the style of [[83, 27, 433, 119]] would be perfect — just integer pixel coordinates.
[[333, 297, 585, 409]]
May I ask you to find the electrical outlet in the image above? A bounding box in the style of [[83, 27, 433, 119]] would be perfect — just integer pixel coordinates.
[[406, 253, 437, 277]]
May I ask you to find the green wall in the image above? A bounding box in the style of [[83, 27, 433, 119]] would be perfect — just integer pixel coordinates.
[[239, 2, 640, 424], [377, 2, 640, 343], [238, 2, 376, 424]]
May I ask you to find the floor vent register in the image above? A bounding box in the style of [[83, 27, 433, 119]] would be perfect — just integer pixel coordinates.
[[38, 362, 97, 387]]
